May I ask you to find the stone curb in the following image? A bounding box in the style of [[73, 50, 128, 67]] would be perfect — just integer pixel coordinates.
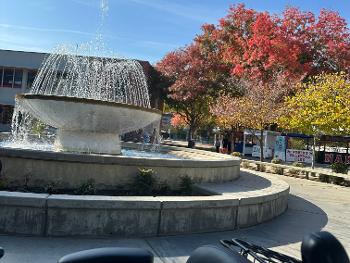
[[0, 173, 289, 237], [241, 159, 350, 186]]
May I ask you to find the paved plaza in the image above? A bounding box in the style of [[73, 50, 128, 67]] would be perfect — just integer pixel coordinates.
[[0, 172, 349, 263]]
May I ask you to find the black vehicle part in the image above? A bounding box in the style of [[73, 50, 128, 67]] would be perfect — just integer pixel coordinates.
[[58, 247, 153, 263], [0, 247, 4, 259], [186, 244, 250, 263], [220, 239, 301, 263], [301, 231, 350, 263]]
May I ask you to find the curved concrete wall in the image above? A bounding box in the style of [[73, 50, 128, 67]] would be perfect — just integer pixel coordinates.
[[0, 176, 289, 237], [0, 144, 240, 190]]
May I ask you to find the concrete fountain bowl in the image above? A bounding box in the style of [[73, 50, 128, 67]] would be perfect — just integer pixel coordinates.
[[16, 94, 162, 154]]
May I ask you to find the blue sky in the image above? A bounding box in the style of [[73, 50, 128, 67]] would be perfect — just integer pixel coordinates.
[[0, 0, 349, 64]]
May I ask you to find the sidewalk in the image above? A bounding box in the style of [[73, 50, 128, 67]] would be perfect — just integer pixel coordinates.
[[162, 139, 215, 151]]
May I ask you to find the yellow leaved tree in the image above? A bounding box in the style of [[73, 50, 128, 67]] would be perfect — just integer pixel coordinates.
[[279, 72, 350, 168]]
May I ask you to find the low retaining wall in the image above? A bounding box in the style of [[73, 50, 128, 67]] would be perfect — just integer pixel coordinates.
[[241, 159, 350, 187], [0, 172, 289, 237], [0, 144, 240, 190]]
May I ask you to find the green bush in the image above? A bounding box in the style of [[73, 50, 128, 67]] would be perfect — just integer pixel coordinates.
[[331, 176, 345, 185], [74, 179, 96, 195], [231, 152, 241, 157], [256, 163, 266, 172], [273, 167, 284, 175], [331, 163, 348, 174], [157, 182, 171, 195], [293, 162, 305, 168], [179, 175, 193, 195], [241, 162, 249, 169], [44, 182, 59, 194], [271, 158, 283, 164], [132, 168, 157, 195], [319, 174, 330, 183], [0, 177, 6, 190], [288, 168, 299, 176]]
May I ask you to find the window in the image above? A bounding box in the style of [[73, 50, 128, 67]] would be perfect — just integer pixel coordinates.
[[13, 69, 23, 88], [0, 68, 23, 88], [27, 70, 37, 89], [0, 105, 14, 124], [3, 68, 14, 88]]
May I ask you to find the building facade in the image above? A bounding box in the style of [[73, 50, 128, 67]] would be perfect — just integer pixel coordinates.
[[0, 49, 46, 131], [0, 49, 163, 132]]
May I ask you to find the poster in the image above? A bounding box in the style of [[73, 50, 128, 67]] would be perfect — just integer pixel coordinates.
[[274, 136, 286, 161], [252, 145, 273, 158], [286, 149, 313, 163]]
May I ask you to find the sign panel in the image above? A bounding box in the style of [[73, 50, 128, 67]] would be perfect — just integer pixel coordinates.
[[286, 149, 313, 163], [252, 145, 273, 158], [324, 152, 350, 164], [274, 136, 286, 161]]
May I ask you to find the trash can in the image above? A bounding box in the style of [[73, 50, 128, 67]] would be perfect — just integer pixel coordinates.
[[188, 140, 196, 148]]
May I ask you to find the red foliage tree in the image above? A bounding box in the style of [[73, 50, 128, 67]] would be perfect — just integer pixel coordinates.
[[197, 4, 350, 82], [170, 113, 187, 128], [156, 44, 215, 141]]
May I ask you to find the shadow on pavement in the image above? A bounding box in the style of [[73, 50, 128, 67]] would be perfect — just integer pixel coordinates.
[[146, 194, 328, 260]]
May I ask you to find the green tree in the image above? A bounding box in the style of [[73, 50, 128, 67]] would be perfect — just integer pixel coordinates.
[[279, 72, 350, 168]]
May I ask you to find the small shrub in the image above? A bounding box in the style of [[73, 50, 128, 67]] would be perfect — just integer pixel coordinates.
[[293, 162, 305, 168], [23, 173, 31, 191], [319, 174, 330, 183], [157, 182, 171, 195], [179, 175, 193, 195], [273, 167, 284, 175], [132, 168, 156, 195], [44, 183, 59, 194], [271, 158, 282, 164], [256, 164, 266, 172], [0, 177, 7, 190], [231, 152, 241, 157], [331, 163, 348, 174], [331, 176, 345, 185], [288, 168, 299, 176], [241, 162, 249, 169], [74, 179, 96, 195]]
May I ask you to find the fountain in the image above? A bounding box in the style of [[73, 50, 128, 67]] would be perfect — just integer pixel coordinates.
[[13, 51, 162, 154]]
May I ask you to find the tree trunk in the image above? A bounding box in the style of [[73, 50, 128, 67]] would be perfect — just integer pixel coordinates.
[[312, 135, 316, 169], [187, 125, 196, 148], [187, 127, 192, 141], [260, 129, 264, 162]]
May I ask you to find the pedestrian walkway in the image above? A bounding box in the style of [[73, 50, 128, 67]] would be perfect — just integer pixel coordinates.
[[0, 173, 349, 263], [162, 139, 215, 151]]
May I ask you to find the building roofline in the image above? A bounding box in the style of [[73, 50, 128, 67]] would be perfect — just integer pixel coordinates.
[[0, 48, 49, 56], [0, 49, 150, 64]]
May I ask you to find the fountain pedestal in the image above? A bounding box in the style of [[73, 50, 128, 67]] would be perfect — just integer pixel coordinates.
[[55, 130, 121, 154]]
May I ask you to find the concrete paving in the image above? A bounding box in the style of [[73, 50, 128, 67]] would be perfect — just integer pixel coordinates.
[[0, 173, 349, 263]]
